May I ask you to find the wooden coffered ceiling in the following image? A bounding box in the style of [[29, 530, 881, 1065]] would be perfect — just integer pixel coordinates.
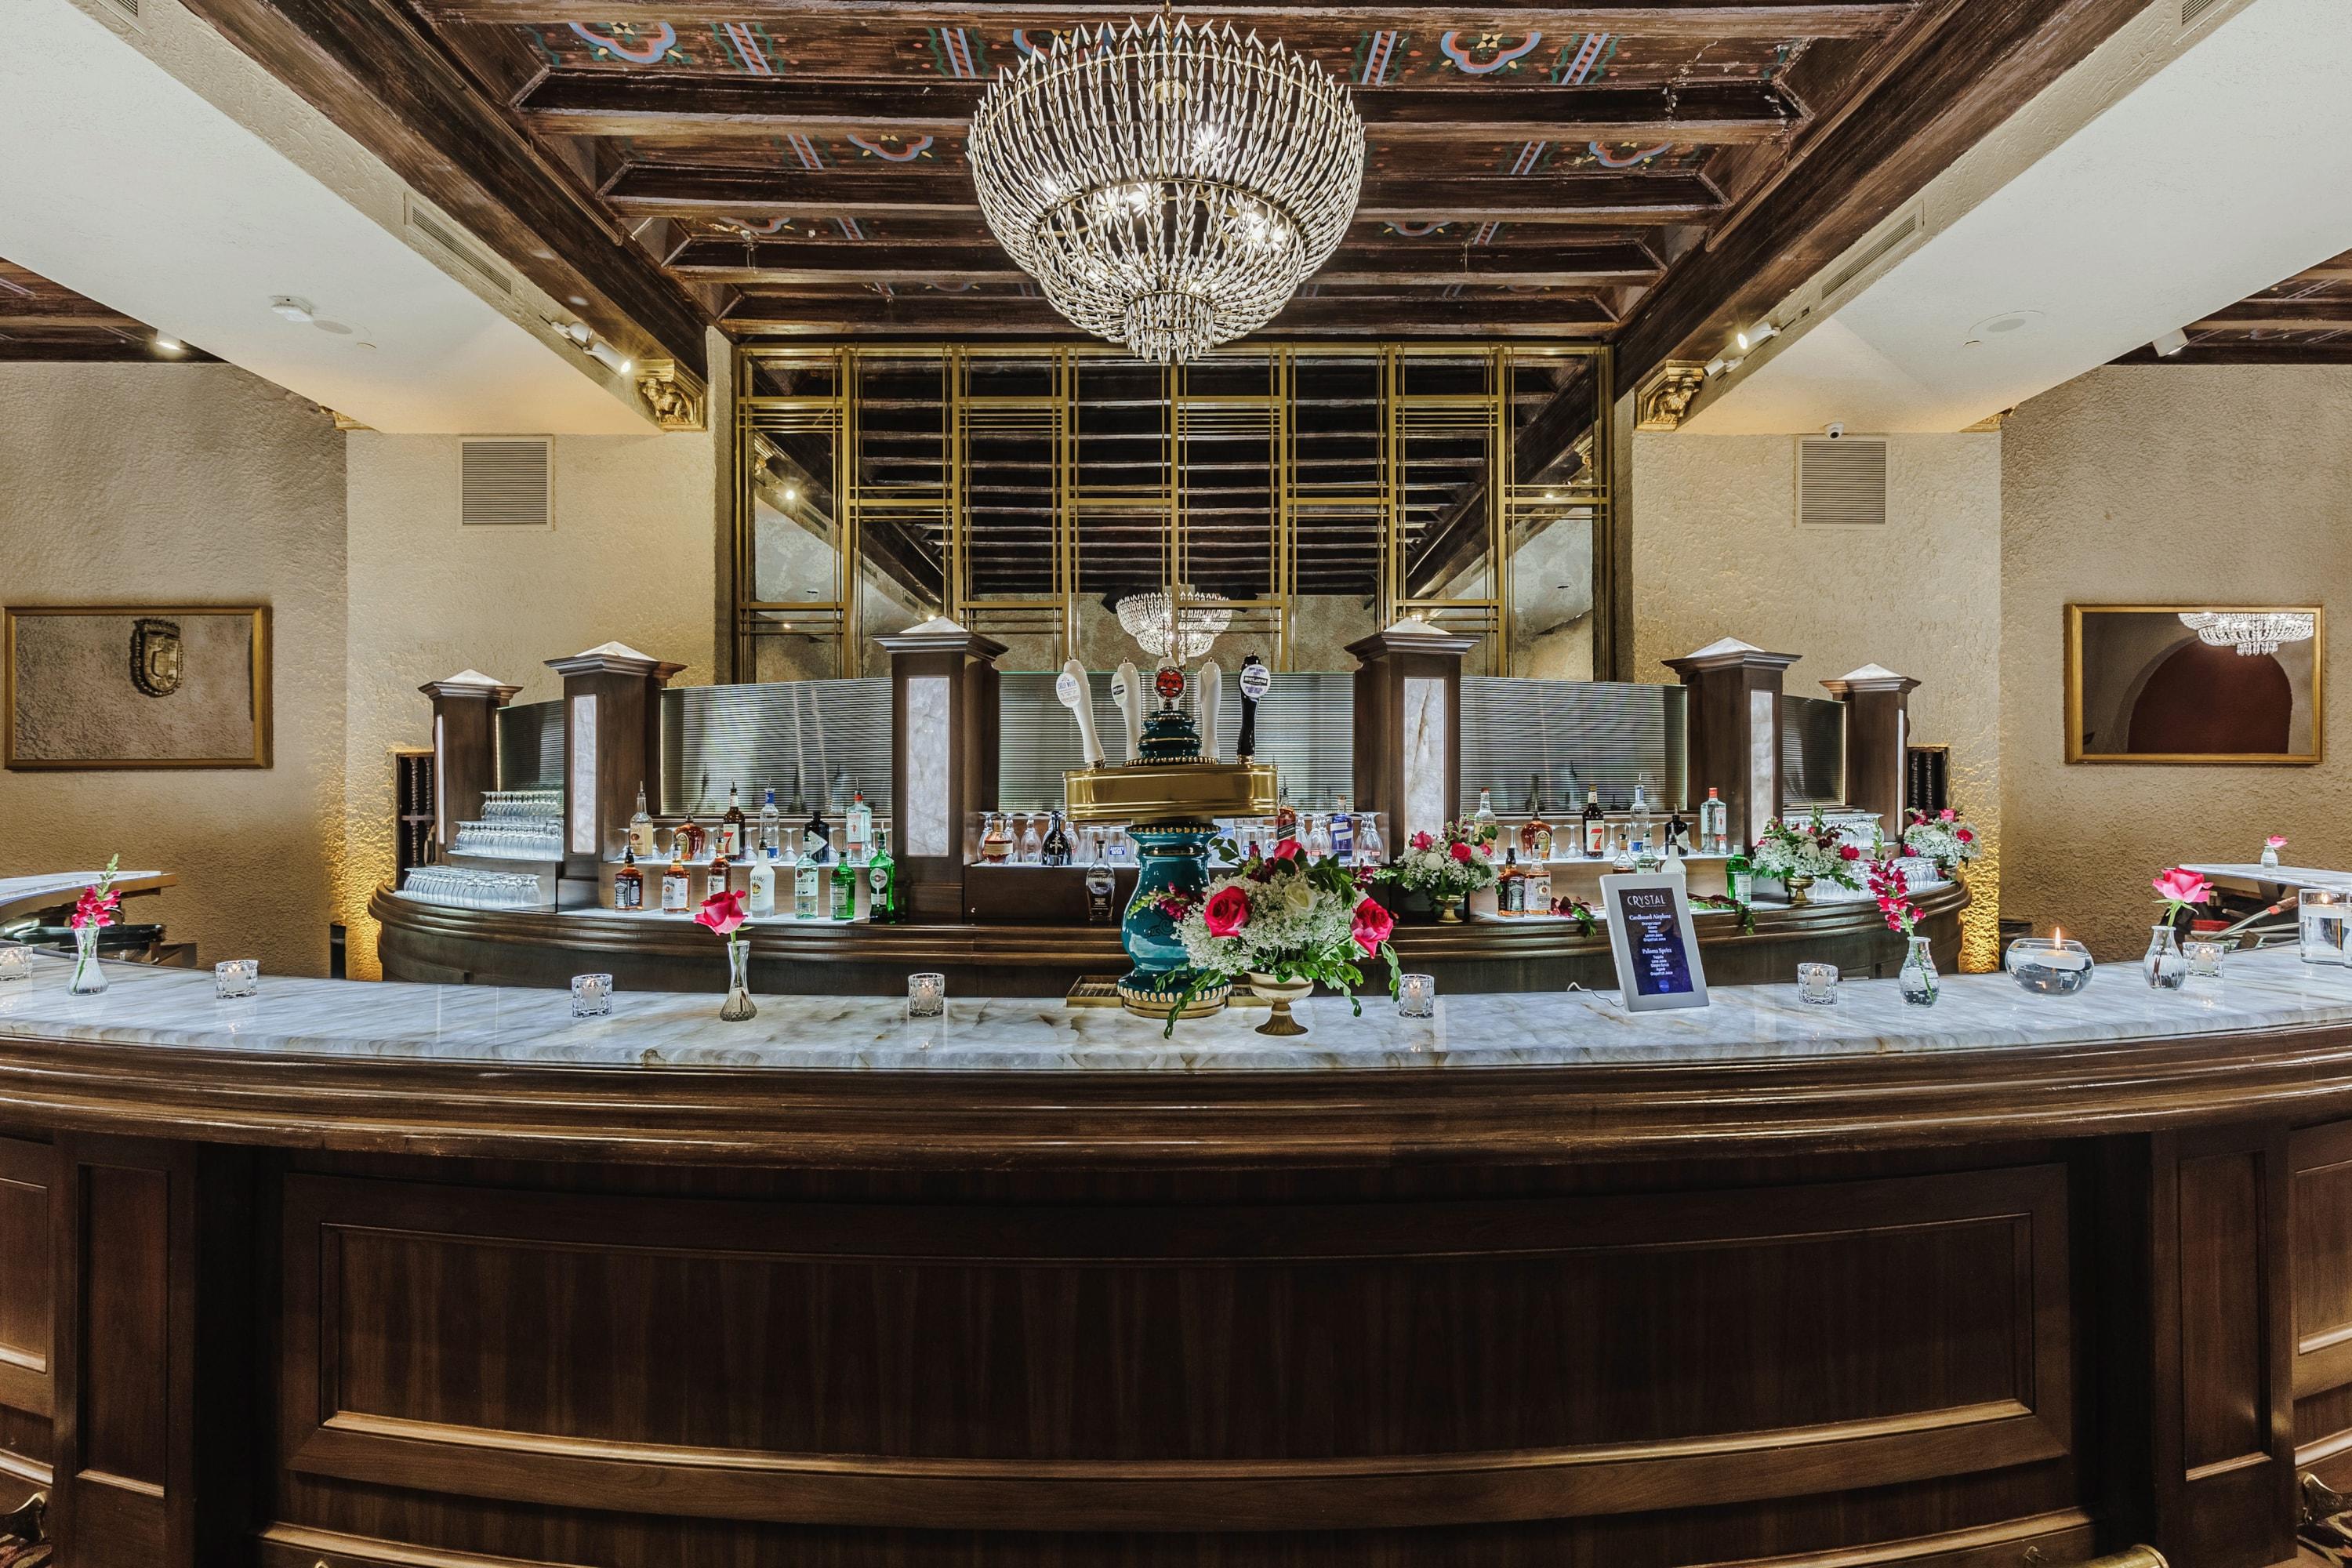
[[2111, 248, 2352, 365], [0, 260, 212, 362], [170, 0, 2158, 392]]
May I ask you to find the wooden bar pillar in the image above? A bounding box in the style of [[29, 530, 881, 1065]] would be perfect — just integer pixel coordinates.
[[1820, 663, 1920, 833], [877, 619, 1004, 925], [1661, 637, 1798, 850], [544, 642, 686, 883], [1348, 622, 1479, 852], [418, 670, 520, 853]]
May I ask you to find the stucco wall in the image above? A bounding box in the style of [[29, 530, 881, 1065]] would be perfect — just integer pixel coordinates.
[[2001, 364, 2352, 960], [0, 363, 347, 975], [1629, 430, 2005, 967], [340, 428, 717, 976]]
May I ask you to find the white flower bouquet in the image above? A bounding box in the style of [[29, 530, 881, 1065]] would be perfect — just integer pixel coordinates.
[[1900, 808, 1981, 873], [1162, 842, 1398, 1032], [1374, 821, 1499, 904], [1749, 810, 1864, 891]]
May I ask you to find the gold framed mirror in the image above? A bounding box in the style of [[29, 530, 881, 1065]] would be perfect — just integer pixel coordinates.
[[2064, 603, 2321, 764]]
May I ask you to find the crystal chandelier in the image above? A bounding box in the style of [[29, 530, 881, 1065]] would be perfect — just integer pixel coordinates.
[[1116, 585, 1232, 663], [2178, 610, 2315, 657], [967, 16, 1364, 363]]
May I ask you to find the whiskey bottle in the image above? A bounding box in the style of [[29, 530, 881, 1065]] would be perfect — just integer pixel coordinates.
[[793, 853, 819, 918], [759, 786, 781, 858], [1698, 787, 1729, 855], [1274, 785, 1297, 840], [866, 826, 898, 924], [627, 782, 654, 857], [661, 846, 691, 913], [720, 784, 746, 859], [1499, 846, 1524, 916], [705, 844, 731, 904], [1041, 809, 1072, 868], [614, 848, 644, 911], [1331, 795, 1355, 862], [1526, 858, 1552, 913], [675, 817, 706, 862], [829, 841, 856, 921], [747, 848, 776, 920], [1520, 775, 1552, 860], [847, 785, 873, 863], [1473, 789, 1498, 833], [1581, 789, 1606, 858]]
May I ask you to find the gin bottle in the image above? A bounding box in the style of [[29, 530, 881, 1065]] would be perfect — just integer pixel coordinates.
[[1630, 783, 1652, 862], [1698, 787, 1729, 855], [1331, 796, 1355, 862], [1084, 833, 1116, 924], [793, 855, 819, 919], [846, 785, 873, 862], [830, 843, 856, 921], [866, 826, 898, 924]]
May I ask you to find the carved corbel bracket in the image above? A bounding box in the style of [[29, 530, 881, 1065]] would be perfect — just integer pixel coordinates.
[[1635, 360, 1709, 430], [634, 359, 707, 432]]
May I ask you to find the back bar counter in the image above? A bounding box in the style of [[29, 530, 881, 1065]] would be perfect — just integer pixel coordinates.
[[383, 626, 1962, 995], [0, 945, 2347, 1566]]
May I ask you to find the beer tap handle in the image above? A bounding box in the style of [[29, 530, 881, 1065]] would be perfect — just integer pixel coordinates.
[[1236, 655, 1269, 762], [1057, 660, 1106, 769], [1112, 661, 1144, 762], [1196, 661, 1223, 763]]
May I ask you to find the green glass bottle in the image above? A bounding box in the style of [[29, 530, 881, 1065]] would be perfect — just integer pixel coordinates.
[[1725, 848, 1754, 905], [830, 846, 856, 920], [866, 826, 898, 925]]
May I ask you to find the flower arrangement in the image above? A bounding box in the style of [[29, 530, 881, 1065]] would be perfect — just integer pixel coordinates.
[[67, 855, 121, 995], [1374, 820, 1499, 906], [1749, 811, 1864, 891], [1164, 839, 1397, 1033], [694, 887, 757, 1020], [1867, 857, 1921, 937], [2152, 866, 2213, 928], [1900, 808, 1981, 874]]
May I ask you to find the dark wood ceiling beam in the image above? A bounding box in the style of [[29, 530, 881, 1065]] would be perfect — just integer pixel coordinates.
[[724, 293, 1615, 336], [606, 164, 1721, 226], [172, 0, 711, 370], [672, 238, 1659, 287], [433, 0, 1911, 39], [2191, 306, 2352, 332], [521, 71, 1798, 146], [1614, 0, 2154, 390]]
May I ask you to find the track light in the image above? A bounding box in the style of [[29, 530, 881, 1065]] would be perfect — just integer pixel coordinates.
[[152, 332, 184, 355], [1734, 320, 1777, 354], [2153, 328, 2190, 358], [586, 339, 633, 376]]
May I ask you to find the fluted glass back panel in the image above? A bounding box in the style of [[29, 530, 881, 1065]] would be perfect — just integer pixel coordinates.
[[998, 670, 1354, 811], [495, 700, 566, 792], [660, 679, 895, 818], [1458, 678, 1687, 813], [1780, 694, 1848, 809]]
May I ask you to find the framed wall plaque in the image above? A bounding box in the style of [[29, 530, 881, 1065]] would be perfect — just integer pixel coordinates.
[[1599, 872, 1710, 1012], [2065, 603, 2321, 764], [4, 605, 271, 770]]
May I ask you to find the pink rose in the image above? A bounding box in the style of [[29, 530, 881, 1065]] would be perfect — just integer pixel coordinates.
[[1955, 828, 1973, 844], [1449, 841, 1473, 864], [1940, 808, 1955, 822], [693, 889, 748, 935], [2151, 867, 2213, 907], [1350, 896, 1394, 956], [1410, 831, 1434, 851], [1203, 884, 1251, 937], [2269, 834, 2288, 849], [1270, 837, 1301, 862]]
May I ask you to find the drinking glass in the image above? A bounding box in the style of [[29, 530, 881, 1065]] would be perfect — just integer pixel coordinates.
[[214, 959, 259, 1000], [1795, 963, 1839, 1005], [0, 942, 29, 983], [908, 971, 946, 1019], [1397, 972, 1436, 1018]]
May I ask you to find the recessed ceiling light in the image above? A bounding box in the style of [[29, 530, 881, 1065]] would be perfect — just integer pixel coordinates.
[[782, 484, 800, 503], [354, 341, 378, 351], [567, 296, 588, 307], [313, 318, 354, 336], [1963, 309, 2045, 347], [270, 295, 315, 324]]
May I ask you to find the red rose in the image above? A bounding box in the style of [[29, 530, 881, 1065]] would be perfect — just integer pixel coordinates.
[[1409, 831, 1434, 851], [1270, 837, 1302, 862], [1838, 844, 1860, 860], [1350, 896, 1394, 955], [1449, 840, 1473, 863], [1955, 828, 1973, 844], [1203, 884, 1251, 937], [693, 889, 749, 935]]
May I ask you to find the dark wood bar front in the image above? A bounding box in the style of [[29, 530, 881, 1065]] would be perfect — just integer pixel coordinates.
[[0, 952, 2343, 1567]]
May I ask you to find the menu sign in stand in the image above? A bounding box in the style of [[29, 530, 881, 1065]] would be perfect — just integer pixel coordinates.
[[1599, 873, 1710, 1011]]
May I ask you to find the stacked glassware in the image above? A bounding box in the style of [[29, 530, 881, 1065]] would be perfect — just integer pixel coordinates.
[[452, 789, 565, 860], [402, 866, 548, 909]]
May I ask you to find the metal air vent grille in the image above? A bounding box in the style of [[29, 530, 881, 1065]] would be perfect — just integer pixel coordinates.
[[460, 438, 553, 527], [1798, 437, 1887, 528]]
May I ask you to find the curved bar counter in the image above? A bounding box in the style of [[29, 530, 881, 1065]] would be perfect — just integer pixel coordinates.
[[0, 946, 2339, 1568]]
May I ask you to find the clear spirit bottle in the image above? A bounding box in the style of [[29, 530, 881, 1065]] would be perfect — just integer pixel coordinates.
[[628, 782, 653, 858], [1630, 782, 1652, 862], [1526, 858, 1551, 913], [758, 786, 781, 858], [793, 855, 819, 918], [847, 786, 873, 862], [1331, 796, 1355, 862], [1698, 787, 1729, 855], [1473, 789, 1497, 833]]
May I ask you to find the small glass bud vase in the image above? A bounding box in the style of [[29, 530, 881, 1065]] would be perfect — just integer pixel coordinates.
[[1897, 935, 1939, 1007], [67, 927, 107, 996], [2143, 924, 2188, 992], [718, 935, 757, 1022]]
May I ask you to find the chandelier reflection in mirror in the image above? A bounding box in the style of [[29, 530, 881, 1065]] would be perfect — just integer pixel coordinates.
[[2178, 610, 2315, 657], [967, 16, 1365, 363], [1117, 585, 1233, 663]]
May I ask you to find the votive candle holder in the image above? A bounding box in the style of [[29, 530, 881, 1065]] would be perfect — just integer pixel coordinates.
[[213, 959, 259, 1000], [1398, 973, 1436, 1018], [1795, 963, 1839, 1006], [571, 973, 614, 1018], [909, 971, 946, 1019], [0, 942, 27, 984]]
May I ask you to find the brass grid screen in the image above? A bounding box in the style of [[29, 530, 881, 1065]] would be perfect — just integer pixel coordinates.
[[731, 343, 1611, 681]]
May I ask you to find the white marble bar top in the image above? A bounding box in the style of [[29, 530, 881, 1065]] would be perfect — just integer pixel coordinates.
[[1, 943, 2350, 1074]]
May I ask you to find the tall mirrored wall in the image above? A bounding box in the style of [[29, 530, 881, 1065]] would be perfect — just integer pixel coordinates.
[[732, 343, 1611, 679]]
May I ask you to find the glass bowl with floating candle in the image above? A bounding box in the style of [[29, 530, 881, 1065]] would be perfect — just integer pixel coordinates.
[[2005, 930, 2095, 996]]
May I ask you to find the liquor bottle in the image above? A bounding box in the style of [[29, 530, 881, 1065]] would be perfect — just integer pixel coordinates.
[[803, 799, 830, 864], [1041, 809, 1072, 868], [747, 849, 776, 920], [1520, 775, 1552, 860], [1581, 789, 1606, 858], [661, 845, 691, 913], [1611, 823, 1635, 873], [1664, 840, 1688, 882], [614, 847, 644, 911], [1499, 846, 1524, 916], [1274, 785, 1297, 840], [1526, 858, 1552, 913], [705, 844, 731, 904], [866, 826, 898, 924], [720, 784, 746, 859], [676, 817, 706, 862], [1698, 787, 1729, 855], [1357, 811, 1385, 867], [758, 786, 782, 858], [1726, 847, 1754, 905], [1084, 833, 1116, 925], [981, 811, 1012, 863], [1331, 795, 1356, 862], [793, 852, 819, 919], [830, 842, 856, 921], [847, 786, 873, 863], [1474, 789, 1498, 834], [1630, 782, 1652, 862], [1665, 808, 1690, 860], [627, 782, 654, 857]]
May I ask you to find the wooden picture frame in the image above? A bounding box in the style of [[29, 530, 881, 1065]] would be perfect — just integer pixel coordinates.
[[4, 604, 272, 770], [2064, 603, 2321, 765]]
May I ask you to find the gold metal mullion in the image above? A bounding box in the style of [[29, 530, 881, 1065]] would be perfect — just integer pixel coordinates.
[[1056, 349, 1076, 660], [1490, 349, 1512, 677]]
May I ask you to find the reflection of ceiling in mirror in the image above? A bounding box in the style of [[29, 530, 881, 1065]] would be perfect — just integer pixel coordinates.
[[2078, 610, 2316, 757]]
